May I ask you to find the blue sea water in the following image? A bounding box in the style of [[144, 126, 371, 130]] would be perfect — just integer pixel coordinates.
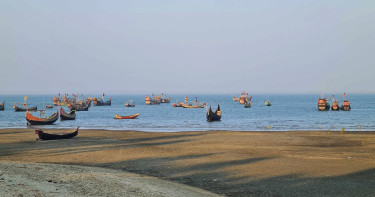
[[0, 94, 374, 132]]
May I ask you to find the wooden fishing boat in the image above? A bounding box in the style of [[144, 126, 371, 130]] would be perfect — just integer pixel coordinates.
[[331, 95, 340, 111], [206, 104, 221, 121], [233, 96, 240, 102], [340, 93, 351, 111], [145, 96, 161, 105], [114, 113, 140, 119], [239, 92, 252, 104], [26, 110, 59, 125], [13, 105, 37, 112], [93, 98, 111, 106], [0, 101, 4, 111], [265, 101, 272, 106], [125, 100, 135, 107], [35, 127, 79, 140], [182, 102, 206, 108], [60, 107, 76, 120], [68, 102, 89, 111], [45, 105, 53, 109], [318, 97, 330, 111], [172, 102, 183, 107]]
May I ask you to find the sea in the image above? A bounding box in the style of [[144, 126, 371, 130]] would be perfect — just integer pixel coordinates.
[[0, 94, 374, 132]]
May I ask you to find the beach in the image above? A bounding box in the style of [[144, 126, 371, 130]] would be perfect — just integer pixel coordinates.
[[1, 129, 375, 196]]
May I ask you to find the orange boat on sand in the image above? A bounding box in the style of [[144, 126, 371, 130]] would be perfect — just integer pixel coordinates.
[[114, 113, 140, 119]]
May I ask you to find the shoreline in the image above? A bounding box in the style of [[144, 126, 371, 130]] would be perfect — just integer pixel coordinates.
[[1, 128, 375, 196]]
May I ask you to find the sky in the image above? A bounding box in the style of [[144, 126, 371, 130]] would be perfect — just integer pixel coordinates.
[[1, 0, 374, 95]]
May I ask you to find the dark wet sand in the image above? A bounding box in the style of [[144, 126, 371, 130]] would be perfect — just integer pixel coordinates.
[[1, 128, 375, 196]]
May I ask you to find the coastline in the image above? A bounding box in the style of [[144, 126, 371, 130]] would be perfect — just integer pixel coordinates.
[[1, 129, 375, 196]]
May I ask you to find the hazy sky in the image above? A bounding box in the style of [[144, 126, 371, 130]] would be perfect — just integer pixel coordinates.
[[1, 0, 374, 94]]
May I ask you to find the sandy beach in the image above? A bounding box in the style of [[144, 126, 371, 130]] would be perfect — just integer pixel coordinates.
[[1, 128, 375, 196]]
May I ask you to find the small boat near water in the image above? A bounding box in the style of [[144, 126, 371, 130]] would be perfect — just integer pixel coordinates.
[[318, 96, 330, 111], [265, 101, 272, 106], [206, 104, 221, 121], [14, 105, 37, 112], [0, 101, 4, 111], [341, 93, 351, 111], [331, 95, 340, 111], [26, 110, 59, 125], [60, 107, 76, 120], [125, 100, 135, 107], [35, 127, 79, 140], [114, 113, 140, 119]]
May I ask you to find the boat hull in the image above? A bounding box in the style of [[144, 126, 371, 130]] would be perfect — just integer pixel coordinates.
[[35, 127, 79, 140], [60, 107, 76, 120], [114, 113, 140, 119], [206, 105, 221, 121], [26, 111, 59, 125], [14, 106, 37, 112]]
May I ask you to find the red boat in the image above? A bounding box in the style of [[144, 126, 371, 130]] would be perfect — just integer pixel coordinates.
[[26, 110, 59, 125], [114, 113, 140, 119]]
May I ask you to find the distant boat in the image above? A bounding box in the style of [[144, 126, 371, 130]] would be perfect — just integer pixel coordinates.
[[60, 107, 76, 120], [318, 95, 330, 111], [244, 102, 251, 108], [172, 102, 183, 107], [35, 127, 79, 140], [45, 105, 53, 109], [265, 101, 272, 106], [114, 113, 140, 119], [0, 101, 4, 111], [68, 102, 89, 111], [341, 93, 351, 111], [125, 100, 135, 107], [182, 103, 206, 108], [93, 97, 111, 106], [233, 96, 240, 102], [26, 110, 59, 125], [206, 104, 221, 121], [145, 96, 161, 105], [331, 95, 340, 111], [13, 105, 37, 112]]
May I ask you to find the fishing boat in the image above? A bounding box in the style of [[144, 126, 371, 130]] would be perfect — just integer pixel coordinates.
[[233, 96, 240, 102], [45, 105, 53, 109], [206, 104, 221, 121], [68, 103, 89, 111], [145, 96, 161, 105], [265, 101, 272, 106], [13, 105, 37, 112], [172, 102, 183, 107], [341, 93, 351, 111], [244, 101, 251, 108], [35, 127, 79, 140], [159, 93, 171, 103], [239, 92, 252, 104], [318, 95, 330, 111], [182, 102, 206, 108], [60, 107, 76, 120], [114, 113, 140, 119], [125, 100, 135, 107], [93, 97, 111, 106], [331, 95, 340, 111], [0, 101, 4, 111], [26, 110, 59, 125]]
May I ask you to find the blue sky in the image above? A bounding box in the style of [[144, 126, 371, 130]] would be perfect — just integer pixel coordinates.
[[1, 0, 374, 94]]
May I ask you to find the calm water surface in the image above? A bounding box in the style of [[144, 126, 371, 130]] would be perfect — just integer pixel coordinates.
[[0, 94, 374, 132]]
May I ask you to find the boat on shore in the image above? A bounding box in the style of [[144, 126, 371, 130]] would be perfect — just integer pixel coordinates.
[[114, 113, 140, 119], [0, 101, 4, 111], [341, 93, 351, 111], [318, 95, 330, 111], [26, 110, 59, 125], [60, 107, 76, 120], [35, 127, 79, 140], [206, 104, 221, 121], [265, 101, 272, 106], [331, 95, 340, 111]]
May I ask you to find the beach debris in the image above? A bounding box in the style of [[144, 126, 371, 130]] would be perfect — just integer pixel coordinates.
[[340, 127, 345, 135]]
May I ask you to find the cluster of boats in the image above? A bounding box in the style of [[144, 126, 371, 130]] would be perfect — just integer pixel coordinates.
[[318, 93, 351, 111]]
